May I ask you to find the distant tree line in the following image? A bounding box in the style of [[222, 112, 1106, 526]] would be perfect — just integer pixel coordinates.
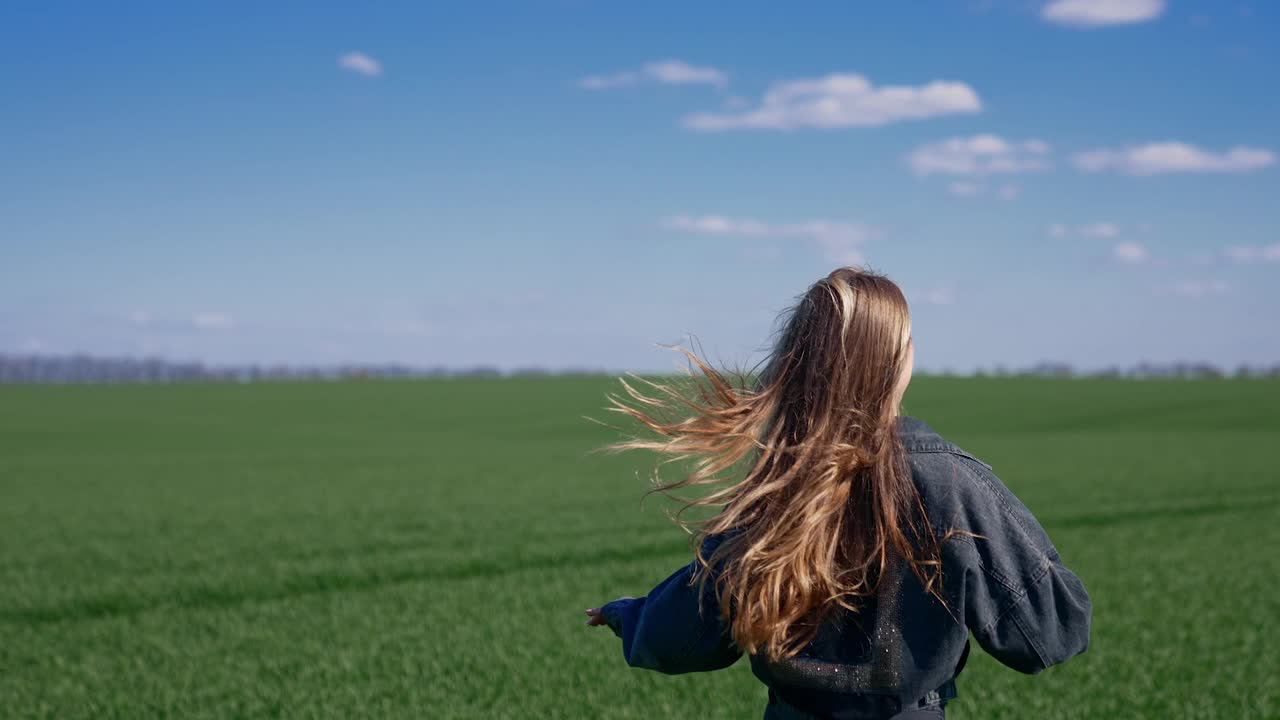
[[1, 353, 1278, 384], [940, 360, 1280, 380], [0, 354, 610, 384]]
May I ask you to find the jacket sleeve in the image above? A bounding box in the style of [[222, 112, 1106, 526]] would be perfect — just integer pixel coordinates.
[[948, 455, 1093, 674], [598, 535, 742, 674]]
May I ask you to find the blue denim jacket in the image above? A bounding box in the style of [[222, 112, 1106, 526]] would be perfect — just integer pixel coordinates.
[[600, 415, 1092, 719]]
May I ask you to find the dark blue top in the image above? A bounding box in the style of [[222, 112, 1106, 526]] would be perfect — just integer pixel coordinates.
[[600, 415, 1093, 719]]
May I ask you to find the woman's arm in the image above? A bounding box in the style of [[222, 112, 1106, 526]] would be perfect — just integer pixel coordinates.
[[591, 537, 742, 674], [949, 455, 1093, 674]]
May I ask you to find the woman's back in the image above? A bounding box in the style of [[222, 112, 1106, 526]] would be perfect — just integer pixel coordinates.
[[743, 415, 1092, 718], [586, 268, 1092, 719]]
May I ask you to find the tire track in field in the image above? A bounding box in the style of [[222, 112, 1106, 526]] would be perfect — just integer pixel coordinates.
[[0, 534, 692, 627], [0, 510, 669, 580], [1045, 496, 1278, 530], [7, 496, 1272, 627]]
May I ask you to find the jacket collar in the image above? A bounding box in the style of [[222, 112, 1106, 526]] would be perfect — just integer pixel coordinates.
[[897, 415, 953, 452], [897, 414, 991, 468]]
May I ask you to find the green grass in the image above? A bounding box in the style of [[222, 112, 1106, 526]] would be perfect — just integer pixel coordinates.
[[1, 377, 1278, 719]]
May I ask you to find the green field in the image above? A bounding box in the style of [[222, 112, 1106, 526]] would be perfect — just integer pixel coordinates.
[[2, 377, 1278, 719]]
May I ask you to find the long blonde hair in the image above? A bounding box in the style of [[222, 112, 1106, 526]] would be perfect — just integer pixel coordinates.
[[594, 267, 946, 662]]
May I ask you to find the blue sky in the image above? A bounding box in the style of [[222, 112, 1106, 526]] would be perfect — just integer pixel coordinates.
[[3, 0, 1278, 372]]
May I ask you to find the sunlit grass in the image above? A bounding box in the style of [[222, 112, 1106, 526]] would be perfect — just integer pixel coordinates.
[[1, 377, 1277, 718]]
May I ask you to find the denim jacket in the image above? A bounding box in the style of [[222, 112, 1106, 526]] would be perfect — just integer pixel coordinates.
[[600, 415, 1092, 719]]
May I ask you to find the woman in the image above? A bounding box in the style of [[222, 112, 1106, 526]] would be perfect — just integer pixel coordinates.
[[584, 267, 1092, 719]]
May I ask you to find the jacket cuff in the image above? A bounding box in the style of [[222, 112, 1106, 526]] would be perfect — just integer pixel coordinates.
[[600, 597, 643, 639]]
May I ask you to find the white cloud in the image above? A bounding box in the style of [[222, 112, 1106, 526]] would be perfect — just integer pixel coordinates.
[[580, 60, 727, 90], [907, 134, 1051, 176], [1042, 0, 1166, 27], [1156, 280, 1231, 298], [338, 51, 383, 77], [1047, 221, 1124, 238], [1080, 222, 1121, 239], [947, 181, 984, 197], [1225, 244, 1280, 263], [944, 181, 1021, 200], [1113, 241, 1150, 263], [665, 215, 771, 236], [192, 312, 236, 330], [1073, 142, 1275, 175], [663, 214, 877, 264], [682, 73, 980, 131], [644, 60, 727, 87]]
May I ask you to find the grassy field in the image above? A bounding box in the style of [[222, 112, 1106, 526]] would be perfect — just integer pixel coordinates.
[[1, 377, 1277, 719]]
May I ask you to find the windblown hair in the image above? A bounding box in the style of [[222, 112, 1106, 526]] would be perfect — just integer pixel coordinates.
[[595, 267, 948, 662]]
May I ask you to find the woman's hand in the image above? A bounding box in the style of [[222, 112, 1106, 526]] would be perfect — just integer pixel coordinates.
[[585, 597, 636, 626]]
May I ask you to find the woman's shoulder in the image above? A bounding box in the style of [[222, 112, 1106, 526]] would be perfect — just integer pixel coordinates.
[[898, 416, 1052, 546], [897, 415, 1009, 512], [897, 415, 993, 471]]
